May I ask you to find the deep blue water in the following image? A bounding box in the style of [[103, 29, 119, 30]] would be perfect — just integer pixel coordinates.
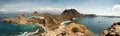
[[76, 17, 120, 34], [0, 14, 44, 36]]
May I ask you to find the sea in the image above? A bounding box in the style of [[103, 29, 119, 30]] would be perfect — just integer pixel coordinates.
[[0, 14, 44, 36], [0, 14, 120, 36]]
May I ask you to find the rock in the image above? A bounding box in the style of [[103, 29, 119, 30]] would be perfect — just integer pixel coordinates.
[[3, 17, 12, 23], [100, 22, 120, 36], [11, 15, 28, 24], [65, 23, 94, 36], [28, 17, 45, 24], [36, 23, 94, 36], [44, 14, 60, 30]]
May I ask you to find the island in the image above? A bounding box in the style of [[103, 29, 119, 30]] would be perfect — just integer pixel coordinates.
[[3, 9, 94, 36]]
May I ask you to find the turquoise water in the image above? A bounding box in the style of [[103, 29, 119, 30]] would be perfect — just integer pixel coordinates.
[[0, 22, 44, 36], [0, 14, 45, 36], [76, 17, 120, 35]]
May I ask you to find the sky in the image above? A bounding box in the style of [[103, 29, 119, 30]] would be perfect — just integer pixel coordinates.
[[0, 0, 120, 16]]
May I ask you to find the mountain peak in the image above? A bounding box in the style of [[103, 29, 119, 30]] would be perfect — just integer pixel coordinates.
[[61, 9, 83, 18], [32, 11, 40, 16]]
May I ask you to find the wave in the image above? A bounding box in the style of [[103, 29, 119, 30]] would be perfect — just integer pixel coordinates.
[[18, 29, 39, 36]]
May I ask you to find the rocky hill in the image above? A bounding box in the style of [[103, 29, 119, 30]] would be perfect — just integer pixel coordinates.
[[61, 9, 83, 19], [100, 22, 120, 36]]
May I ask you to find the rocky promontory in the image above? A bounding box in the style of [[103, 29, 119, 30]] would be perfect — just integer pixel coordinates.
[[33, 23, 94, 36], [100, 22, 120, 36], [3, 14, 29, 24]]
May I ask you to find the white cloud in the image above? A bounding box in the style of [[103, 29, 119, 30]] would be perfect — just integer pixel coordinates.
[[1, 7, 78, 13], [18, 9, 32, 12], [0, 8, 8, 12], [36, 7, 64, 12], [111, 5, 120, 16], [112, 5, 120, 10], [17, 7, 64, 12]]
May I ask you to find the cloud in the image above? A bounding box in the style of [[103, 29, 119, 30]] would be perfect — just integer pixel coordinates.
[[17, 7, 79, 12], [111, 5, 120, 16], [1, 6, 78, 13], [112, 5, 120, 10], [18, 9, 33, 12], [36, 7, 64, 12], [17, 7, 64, 12], [0, 8, 8, 12]]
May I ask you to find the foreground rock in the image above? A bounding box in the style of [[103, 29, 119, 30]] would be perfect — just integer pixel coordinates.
[[33, 23, 94, 36], [100, 22, 120, 36]]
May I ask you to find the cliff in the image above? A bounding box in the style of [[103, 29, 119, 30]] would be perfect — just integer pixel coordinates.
[[100, 22, 120, 36]]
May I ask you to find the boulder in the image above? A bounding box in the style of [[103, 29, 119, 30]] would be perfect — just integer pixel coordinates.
[[100, 22, 120, 36]]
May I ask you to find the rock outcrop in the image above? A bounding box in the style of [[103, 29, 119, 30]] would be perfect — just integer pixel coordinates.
[[33, 23, 94, 36], [100, 22, 120, 36], [3, 14, 29, 24], [3, 12, 45, 24]]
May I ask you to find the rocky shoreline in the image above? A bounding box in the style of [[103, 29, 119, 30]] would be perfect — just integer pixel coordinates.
[[3, 9, 120, 36], [3, 9, 84, 30], [100, 22, 120, 36], [3, 9, 95, 36]]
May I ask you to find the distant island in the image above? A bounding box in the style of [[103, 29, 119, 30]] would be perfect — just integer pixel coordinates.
[[98, 15, 120, 18], [84, 14, 97, 17]]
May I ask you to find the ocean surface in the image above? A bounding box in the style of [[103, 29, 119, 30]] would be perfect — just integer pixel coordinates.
[[76, 17, 120, 35], [0, 14, 44, 36], [0, 14, 120, 36]]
